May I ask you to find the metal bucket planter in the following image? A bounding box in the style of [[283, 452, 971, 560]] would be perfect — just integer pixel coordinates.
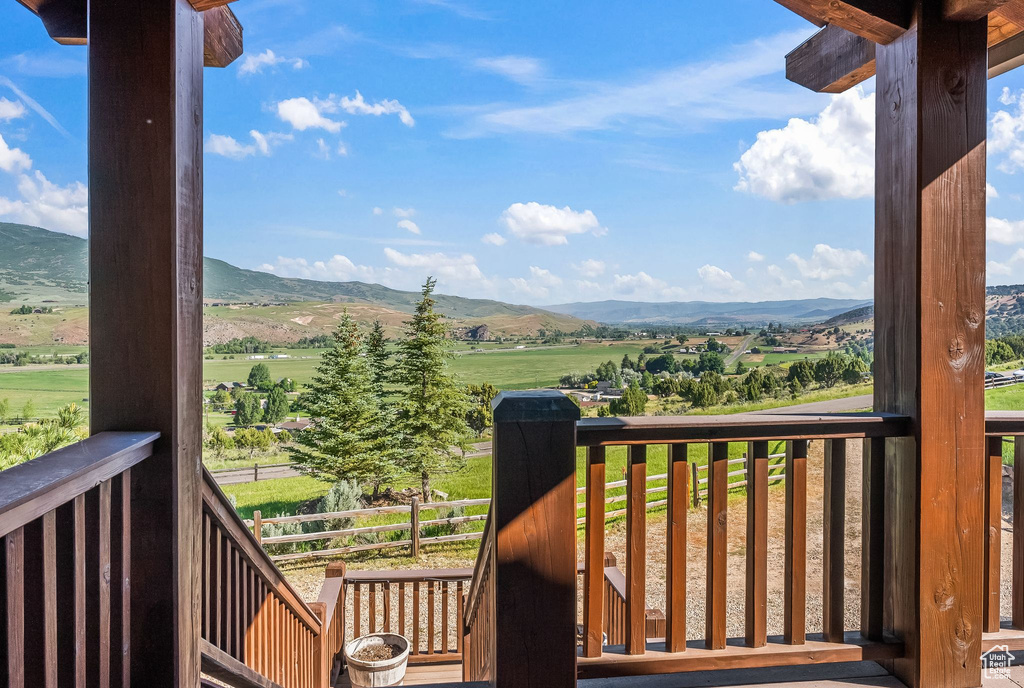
[[344, 633, 410, 688]]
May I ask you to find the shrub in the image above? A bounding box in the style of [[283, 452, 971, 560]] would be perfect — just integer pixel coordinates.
[[317, 480, 363, 531]]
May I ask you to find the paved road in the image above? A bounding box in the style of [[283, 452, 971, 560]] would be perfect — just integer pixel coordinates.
[[752, 394, 873, 415], [212, 441, 494, 485], [723, 334, 756, 368]]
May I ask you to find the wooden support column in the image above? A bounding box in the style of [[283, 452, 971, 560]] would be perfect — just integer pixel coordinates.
[[490, 391, 580, 688], [874, 3, 988, 685], [88, 1, 205, 686]]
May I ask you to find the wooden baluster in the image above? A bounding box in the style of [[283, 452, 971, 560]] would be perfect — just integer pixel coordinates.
[[110, 471, 130, 687], [213, 529, 223, 650], [235, 549, 243, 659], [412, 582, 419, 655], [85, 481, 112, 688], [398, 582, 406, 638], [55, 495, 85, 687], [706, 442, 728, 650], [383, 582, 391, 633], [665, 444, 687, 652], [583, 445, 606, 658], [985, 435, 1004, 633], [823, 439, 847, 642], [861, 436, 885, 640], [442, 581, 450, 653], [202, 514, 210, 642], [745, 441, 768, 648], [784, 439, 807, 645], [1015, 437, 1024, 629], [428, 581, 436, 654], [626, 444, 647, 655], [456, 581, 464, 655], [22, 512, 57, 688], [369, 583, 376, 634], [6, 526, 25, 688], [353, 584, 361, 639]]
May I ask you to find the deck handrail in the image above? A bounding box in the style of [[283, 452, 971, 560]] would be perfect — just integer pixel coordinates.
[[0, 431, 158, 538]]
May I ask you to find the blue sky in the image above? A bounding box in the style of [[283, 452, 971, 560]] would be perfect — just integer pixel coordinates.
[[2, 0, 1024, 305]]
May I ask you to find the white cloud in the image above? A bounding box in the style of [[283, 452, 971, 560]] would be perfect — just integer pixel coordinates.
[[383, 247, 487, 284], [454, 30, 819, 138], [992, 88, 1024, 174], [315, 138, 331, 159], [509, 266, 562, 299], [747, 251, 765, 262], [393, 207, 416, 218], [572, 259, 606, 277], [336, 141, 349, 157], [373, 207, 383, 215], [316, 91, 415, 127], [989, 216, 1024, 244], [473, 56, 545, 85], [397, 219, 421, 234], [787, 244, 869, 279], [205, 130, 292, 159], [238, 49, 308, 76], [276, 97, 345, 133], [698, 264, 744, 294], [481, 232, 506, 246], [0, 97, 26, 121], [988, 183, 999, 200], [500, 202, 605, 245], [0, 170, 88, 236], [0, 133, 31, 172], [259, 254, 380, 282], [734, 86, 875, 203], [988, 248, 1024, 281]]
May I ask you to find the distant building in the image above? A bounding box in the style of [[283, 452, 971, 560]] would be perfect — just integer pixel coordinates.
[[279, 418, 312, 432]]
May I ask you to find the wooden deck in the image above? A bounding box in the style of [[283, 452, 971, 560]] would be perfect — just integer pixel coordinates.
[[335, 661, 467, 687]]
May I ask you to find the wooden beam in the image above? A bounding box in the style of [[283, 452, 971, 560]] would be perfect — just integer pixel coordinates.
[[774, 0, 912, 44], [88, 0, 205, 686], [203, 5, 243, 68], [875, 2, 988, 685], [12, 0, 242, 68], [996, 0, 1024, 27], [945, 0, 1011, 21], [786, 24, 876, 93], [787, 11, 1024, 93]]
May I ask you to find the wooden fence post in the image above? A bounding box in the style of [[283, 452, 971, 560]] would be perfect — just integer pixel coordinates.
[[691, 462, 700, 507], [254, 463, 259, 482], [411, 497, 420, 558], [491, 390, 579, 688], [253, 510, 262, 545]]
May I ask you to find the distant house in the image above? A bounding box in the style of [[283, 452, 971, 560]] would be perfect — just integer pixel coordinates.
[[214, 382, 233, 391], [233, 382, 245, 388], [279, 419, 312, 432]]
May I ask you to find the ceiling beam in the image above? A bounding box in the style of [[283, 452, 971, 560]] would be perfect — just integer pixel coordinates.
[[944, 0, 1012, 21], [787, 12, 1024, 93], [12, 0, 242, 68], [203, 5, 243, 68], [996, 0, 1024, 26], [773, 0, 912, 44], [786, 23, 876, 93]]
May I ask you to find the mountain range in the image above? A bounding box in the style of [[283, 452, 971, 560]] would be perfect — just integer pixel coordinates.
[[546, 298, 873, 326]]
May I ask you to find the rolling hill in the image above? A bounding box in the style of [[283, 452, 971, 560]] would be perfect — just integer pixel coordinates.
[[547, 298, 873, 326]]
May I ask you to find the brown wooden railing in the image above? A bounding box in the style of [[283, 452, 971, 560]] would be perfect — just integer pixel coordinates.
[[311, 561, 347, 687], [462, 510, 494, 682], [982, 413, 1024, 654], [0, 431, 158, 688], [200, 467, 339, 688]]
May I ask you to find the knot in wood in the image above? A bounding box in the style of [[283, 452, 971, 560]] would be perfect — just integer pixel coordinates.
[[934, 583, 954, 612], [717, 512, 727, 528], [942, 66, 966, 98], [948, 337, 964, 360], [967, 310, 981, 328]]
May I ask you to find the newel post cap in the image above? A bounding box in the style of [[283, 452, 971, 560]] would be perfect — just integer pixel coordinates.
[[491, 389, 581, 423]]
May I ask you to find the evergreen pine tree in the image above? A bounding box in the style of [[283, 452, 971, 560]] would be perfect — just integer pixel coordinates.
[[393, 277, 471, 499], [288, 313, 401, 497], [365, 320, 391, 396]]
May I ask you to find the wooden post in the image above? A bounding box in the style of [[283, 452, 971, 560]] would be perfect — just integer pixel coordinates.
[[705, 442, 728, 650], [310, 602, 328, 688], [690, 462, 700, 507], [254, 464, 259, 482], [582, 446, 606, 658], [88, 1, 205, 686], [490, 390, 579, 688], [665, 443, 687, 652], [410, 497, 420, 558], [875, 3, 987, 685], [625, 444, 647, 655], [253, 510, 263, 545], [745, 440, 768, 648]]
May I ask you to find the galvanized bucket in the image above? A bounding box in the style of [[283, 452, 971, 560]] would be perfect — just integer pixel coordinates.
[[343, 633, 410, 688]]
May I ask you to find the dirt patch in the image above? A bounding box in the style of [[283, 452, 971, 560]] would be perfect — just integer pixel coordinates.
[[352, 643, 401, 662], [290, 316, 314, 325]]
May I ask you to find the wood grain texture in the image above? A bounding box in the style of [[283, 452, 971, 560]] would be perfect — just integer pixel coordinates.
[[626, 444, 647, 655], [774, 0, 912, 43], [786, 24, 876, 93], [583, 446, 606, 658], [6, 527, 25, 688], [875, 5, 988, 684], [784, 440, 807, 645], [88, 2, 205, 684], [203, 5, 243, 68], [706, 442, 729, 650], [665, 443, 687, 653], [822, 440, 846, 643], [985, 436, 1003, 633], [745, 441, 768, 649], [22, 512, 57, 688], [945, 0, 1011, 20], [861, 437, 885, 640], [490, 391, 579, 687], [54, 496, 85, 687]]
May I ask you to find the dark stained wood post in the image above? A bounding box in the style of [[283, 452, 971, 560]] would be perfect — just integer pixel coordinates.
[[745, 440, 768, 648], [665, 443, 687, 652], [88, 0, 205, 685], [625, 444, 647, 655], [582, 446, 606, 658], [490, 390, 579, 688], [874, 3, 988, 685], [705, 441, 729, 650]]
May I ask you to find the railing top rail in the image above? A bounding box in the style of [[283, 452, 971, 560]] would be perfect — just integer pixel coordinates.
[[201, 467, 321, 631], [575, 412, 912, 446], [464, 508, 494, 628], [985, 411, 1024, 435], [0, 431, 159, 539], [343, 567, 475, 583]]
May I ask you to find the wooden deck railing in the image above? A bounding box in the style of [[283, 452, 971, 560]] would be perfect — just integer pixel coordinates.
[[0, 431, 159, 687], [462, 510, 494, 682]]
